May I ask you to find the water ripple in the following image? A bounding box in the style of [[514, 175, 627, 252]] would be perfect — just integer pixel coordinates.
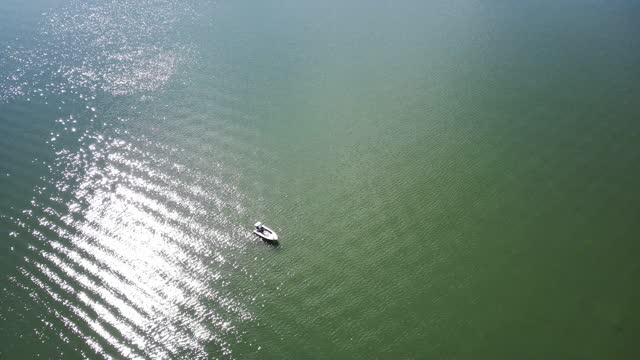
[[10, 125, 258, 358], [0, 0, 196, 102], [1, 1, 264, 358]]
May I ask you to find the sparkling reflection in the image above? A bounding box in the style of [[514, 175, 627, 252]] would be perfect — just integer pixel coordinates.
[[0, 0, 195, 102], [15, 129, 256, 358], [1, 1, 262, 357]]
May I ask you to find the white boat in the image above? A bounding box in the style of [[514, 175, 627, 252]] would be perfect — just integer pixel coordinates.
[[253, 222, 278, 242]]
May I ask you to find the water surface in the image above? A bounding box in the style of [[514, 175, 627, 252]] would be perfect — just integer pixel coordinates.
[[1, 0, 639, 358]]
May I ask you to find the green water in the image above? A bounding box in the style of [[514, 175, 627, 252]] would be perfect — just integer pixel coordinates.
[[1, 0, 639, 358]]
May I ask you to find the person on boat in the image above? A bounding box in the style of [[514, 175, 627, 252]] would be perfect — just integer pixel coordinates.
[[256, 223, 264, 233]]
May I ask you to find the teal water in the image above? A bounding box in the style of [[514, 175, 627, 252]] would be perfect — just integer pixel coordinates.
[[1, 0, 640, 358]]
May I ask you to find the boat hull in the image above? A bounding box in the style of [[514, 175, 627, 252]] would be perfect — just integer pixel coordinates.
[[254, 226, 278, 242]]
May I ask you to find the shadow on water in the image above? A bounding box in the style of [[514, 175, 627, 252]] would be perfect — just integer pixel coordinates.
[[259, 238, 280, 248]]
